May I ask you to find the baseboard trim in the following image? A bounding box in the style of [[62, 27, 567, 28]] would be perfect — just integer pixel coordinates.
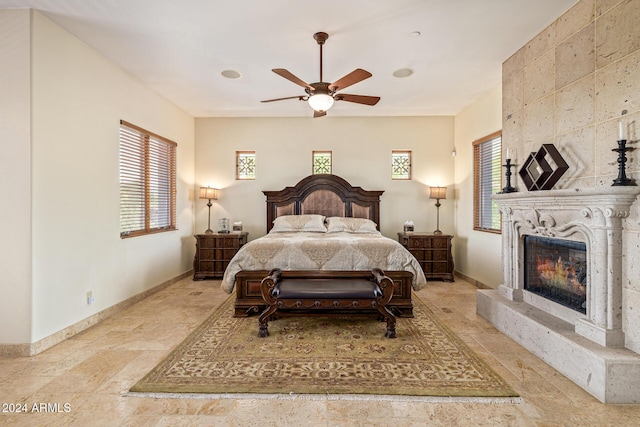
[[453, 270, 493, 289], [0, 271, 193, 358]]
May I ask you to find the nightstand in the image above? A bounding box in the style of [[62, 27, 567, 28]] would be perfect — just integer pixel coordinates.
[[193, 232, 248, 280], [398, 232, 454, 281]]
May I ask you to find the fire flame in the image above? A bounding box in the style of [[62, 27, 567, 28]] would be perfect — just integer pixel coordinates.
[[536, 256, 585, 297]]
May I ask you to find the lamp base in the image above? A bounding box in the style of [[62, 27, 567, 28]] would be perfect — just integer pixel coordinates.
[[204, 229, 214, 234], [433, 201, 443, 236]]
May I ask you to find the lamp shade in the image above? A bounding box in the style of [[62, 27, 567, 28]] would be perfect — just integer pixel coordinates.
[[429, 186, 446, 200], [308, 93, 334, 112], [199, 187, 218, 200]]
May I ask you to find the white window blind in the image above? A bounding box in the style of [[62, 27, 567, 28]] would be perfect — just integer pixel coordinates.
[[473, 132, 502, 233], [119, 121, 177, 238]]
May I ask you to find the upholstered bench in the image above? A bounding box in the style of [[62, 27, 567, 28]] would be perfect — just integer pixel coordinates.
[[258, 268, 397, 338]]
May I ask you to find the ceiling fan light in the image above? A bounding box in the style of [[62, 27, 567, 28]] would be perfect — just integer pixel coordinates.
[[308, 93, 334, 112]]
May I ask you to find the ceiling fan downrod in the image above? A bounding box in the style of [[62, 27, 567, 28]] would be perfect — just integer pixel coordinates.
[[313, 32, 329, 84]]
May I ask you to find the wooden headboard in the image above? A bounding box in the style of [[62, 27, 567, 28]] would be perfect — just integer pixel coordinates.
[[263, 174, 384, 232]]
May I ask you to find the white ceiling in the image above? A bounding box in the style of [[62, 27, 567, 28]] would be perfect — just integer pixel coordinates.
[[1, 0, 578, 118]]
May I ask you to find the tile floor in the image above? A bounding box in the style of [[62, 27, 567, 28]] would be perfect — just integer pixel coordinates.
[[1, 276, 640, 426]]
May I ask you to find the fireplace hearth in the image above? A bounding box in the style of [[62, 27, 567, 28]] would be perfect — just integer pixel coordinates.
[[524, 235, 586, 314]]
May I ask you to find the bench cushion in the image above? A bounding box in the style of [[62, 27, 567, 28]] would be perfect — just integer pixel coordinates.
[[273, 279, 382, 299]]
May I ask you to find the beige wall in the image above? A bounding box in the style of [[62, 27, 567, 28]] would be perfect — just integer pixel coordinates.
[[453, 85, 503, 287], [501, 0, 640, 352], [0, 11, 196, 348], [195, 116, 455, 240], [0, 10, 32, 346]]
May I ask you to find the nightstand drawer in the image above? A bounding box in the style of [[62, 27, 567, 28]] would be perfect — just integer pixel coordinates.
[[432, 238, 449, 249], [198, 261, 214, 272], [432, 250, 448, 261], [408, 237, 430, 248], [200, 249, 215, 260], [222, 237, 241, 248], [199, 238, 216, 249], [410, 250, 431, 261]]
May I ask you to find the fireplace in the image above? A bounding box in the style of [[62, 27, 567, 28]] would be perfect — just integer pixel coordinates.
[[476, 187, 640, 403], [524, 236, 586, 314]]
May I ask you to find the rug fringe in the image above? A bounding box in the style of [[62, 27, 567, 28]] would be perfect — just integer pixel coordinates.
[[126, 391, 523, 404]]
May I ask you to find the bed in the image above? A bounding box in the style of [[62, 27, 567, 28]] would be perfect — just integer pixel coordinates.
[[221, 174, 427, 317]]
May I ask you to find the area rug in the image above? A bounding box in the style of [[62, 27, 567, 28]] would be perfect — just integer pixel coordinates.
[[131, 295, 518, 397]]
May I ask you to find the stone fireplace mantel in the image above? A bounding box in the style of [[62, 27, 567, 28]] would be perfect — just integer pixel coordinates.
[[494, 186, 640, 347], [477, 186, 640, 403]]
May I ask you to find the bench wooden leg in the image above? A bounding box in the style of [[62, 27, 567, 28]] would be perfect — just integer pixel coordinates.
[[372, 268, 397, 338], [258, 268, 281, 338], [258, 304, 278, 337], [258, 325, 269, 338], [379, 306, 397, 338]]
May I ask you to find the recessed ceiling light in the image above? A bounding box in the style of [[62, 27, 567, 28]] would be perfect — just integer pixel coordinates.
[[410, 31, 421, 38], [393, 68, 414, 78], [221, 69, 242, 79]]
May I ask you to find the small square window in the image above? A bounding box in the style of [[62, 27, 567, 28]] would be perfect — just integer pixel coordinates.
[[312, 151, 332, 174], [391, 150, 411, 180], [236, 151, 256, 180]]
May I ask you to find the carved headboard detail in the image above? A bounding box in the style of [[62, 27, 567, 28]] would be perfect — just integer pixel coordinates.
[[263, 174, 384, 232]]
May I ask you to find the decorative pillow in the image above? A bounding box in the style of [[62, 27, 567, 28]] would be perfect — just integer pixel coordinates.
[[271, 214, 327, 233], [326, 217, 379, 233]]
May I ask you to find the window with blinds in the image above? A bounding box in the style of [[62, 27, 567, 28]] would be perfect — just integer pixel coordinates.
[[473, 131, 502, 233], [119, 120, 177, 238]]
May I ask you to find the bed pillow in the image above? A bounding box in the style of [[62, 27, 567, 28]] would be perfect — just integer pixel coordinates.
[[326, 217, 379, 233], [270, 214, 327, 232]]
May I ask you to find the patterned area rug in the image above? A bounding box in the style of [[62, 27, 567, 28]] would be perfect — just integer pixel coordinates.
[[131, 295, 517, 397]]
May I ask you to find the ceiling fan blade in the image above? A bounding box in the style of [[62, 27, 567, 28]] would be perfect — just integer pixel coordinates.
[[272, 69, 313, 90], [329, 69, 372, 92], [313, 110, 327, 118], [261, 95, 305, 103], [335, 93, 380, 106]]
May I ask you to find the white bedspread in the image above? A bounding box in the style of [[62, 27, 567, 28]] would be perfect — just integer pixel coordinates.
[[221, 231, 427, 293]]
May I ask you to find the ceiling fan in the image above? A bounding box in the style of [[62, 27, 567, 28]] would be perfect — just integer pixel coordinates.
[[261, 32, 380, 118]]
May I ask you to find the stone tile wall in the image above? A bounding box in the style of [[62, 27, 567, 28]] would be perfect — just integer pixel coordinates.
[[502, 0, 640, 353], [503, 0, 639, 189]]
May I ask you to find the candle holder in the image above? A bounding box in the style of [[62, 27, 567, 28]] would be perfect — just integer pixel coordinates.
[[500, 159, 518, 193], [612, 139, 636, 186]]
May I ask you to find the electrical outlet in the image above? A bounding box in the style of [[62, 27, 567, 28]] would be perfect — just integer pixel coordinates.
[[86, 291, 94, 305]]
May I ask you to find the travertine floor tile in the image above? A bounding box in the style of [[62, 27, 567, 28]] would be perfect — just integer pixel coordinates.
[[1, 276, 639, 426]]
